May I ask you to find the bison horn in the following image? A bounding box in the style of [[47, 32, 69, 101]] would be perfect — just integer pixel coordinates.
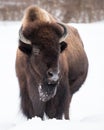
[[57, 22, 68, 43], [19, 27, 31, 45]]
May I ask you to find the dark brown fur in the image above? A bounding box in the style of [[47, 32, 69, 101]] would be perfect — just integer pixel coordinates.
[[16, 6, 88, 120]]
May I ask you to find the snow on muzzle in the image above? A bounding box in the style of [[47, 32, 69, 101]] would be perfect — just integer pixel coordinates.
[[38, 84, 58, 102]]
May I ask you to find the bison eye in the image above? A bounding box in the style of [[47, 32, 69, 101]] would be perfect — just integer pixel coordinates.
[[32, 46, 40, 55], [60, 41, 67, 53]]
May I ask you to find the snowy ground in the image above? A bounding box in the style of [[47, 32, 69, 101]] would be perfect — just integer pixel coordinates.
[[0, 21, 104, 130]]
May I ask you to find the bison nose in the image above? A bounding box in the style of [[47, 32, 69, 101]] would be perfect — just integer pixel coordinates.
[[47, 69, 59, 84]]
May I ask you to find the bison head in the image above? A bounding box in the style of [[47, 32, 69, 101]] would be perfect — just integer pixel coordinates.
[[19, 22, 68, 102]]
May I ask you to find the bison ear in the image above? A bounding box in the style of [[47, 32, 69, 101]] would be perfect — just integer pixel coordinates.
[[19, 40, 32, 55], [60, 41, 67, 53]]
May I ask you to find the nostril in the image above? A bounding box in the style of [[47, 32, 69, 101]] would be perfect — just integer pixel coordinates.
[[47, 71, 53, 77]]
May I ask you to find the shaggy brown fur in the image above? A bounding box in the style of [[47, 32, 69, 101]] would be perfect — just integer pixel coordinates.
[[16, 6, 88, 120]]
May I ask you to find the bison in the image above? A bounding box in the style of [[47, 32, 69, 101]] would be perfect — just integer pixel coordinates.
[[16, 5, 88, 120]]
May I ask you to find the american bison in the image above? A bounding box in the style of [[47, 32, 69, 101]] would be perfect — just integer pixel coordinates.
[[16, 5, 88, 120]]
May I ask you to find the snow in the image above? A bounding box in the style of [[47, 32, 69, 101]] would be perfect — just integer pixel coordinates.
[[0, 21, 104, 130]]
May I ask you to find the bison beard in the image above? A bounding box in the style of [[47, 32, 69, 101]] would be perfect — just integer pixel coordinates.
[[16, 5, 88, 120], [38, 84, 57, 102]]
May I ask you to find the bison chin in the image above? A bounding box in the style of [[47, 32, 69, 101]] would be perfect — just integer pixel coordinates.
[[38, 84, 58, 102]]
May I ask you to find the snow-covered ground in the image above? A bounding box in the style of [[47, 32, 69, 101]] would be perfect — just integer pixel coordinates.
[[0, 21, 104, 130]]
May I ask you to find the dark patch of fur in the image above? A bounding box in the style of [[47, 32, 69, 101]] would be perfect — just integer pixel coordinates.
[[60, 41, 67, 52], [23, 22, 63, 43], [19, 40, 32, 55]]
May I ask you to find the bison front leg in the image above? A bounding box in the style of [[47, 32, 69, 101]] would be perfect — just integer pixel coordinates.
[[54, 81, 71, 120], [64, 94, 72, 120], [55, 94, 71, 120], [17, 76, 35, 119], [20, 90, 35, 119]]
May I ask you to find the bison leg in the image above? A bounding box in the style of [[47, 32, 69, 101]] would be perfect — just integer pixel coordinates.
[[18, 77, 35, 119], [45, 95, 70, 120], [20, 87, 35, 119], [21, 86, 45, 119], [55, 95, 71, 120], [64, 95, 72, 120], [45, 98, 64, 119]]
